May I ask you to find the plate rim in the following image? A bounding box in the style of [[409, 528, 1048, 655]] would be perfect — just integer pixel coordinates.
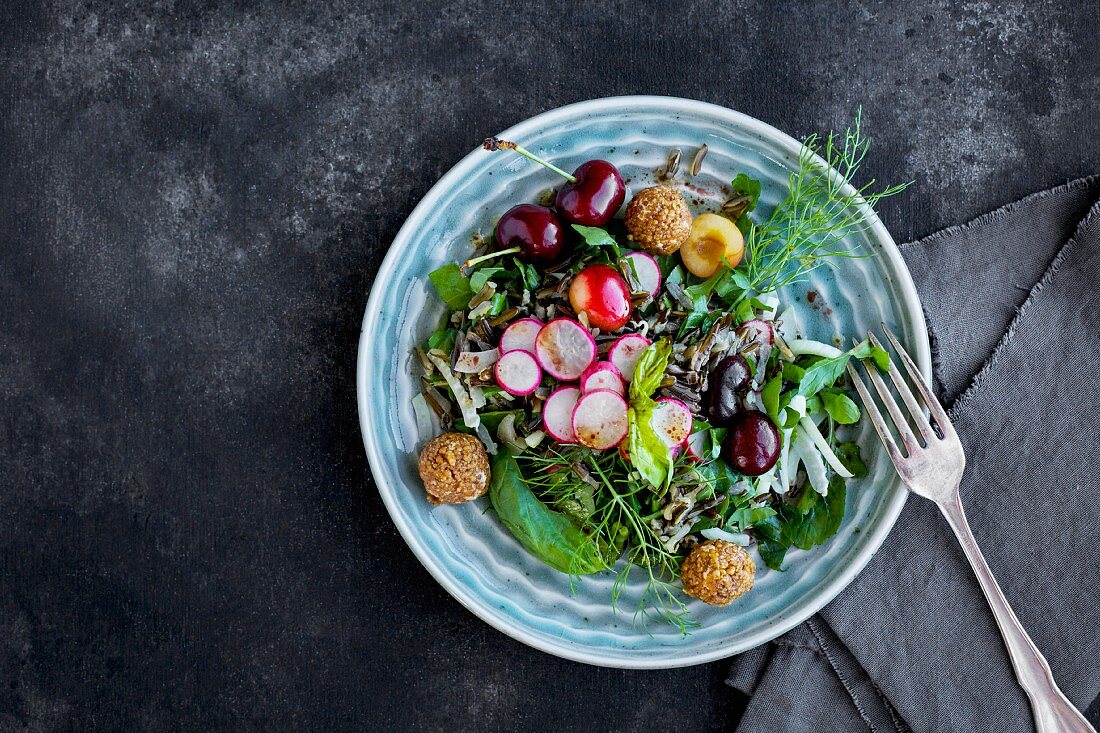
[[356, 95, 929, 668]]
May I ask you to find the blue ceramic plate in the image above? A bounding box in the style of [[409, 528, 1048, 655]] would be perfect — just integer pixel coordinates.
[[357, 97, 929, 668]]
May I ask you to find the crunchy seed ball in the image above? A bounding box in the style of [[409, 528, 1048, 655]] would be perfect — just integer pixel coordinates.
[[680, 540, 755, 606], [417, 432, 490, 505], [625, 186, 693, 255]]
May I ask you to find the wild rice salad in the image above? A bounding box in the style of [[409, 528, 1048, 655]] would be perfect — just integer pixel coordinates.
[[412, 115, 907, 631]]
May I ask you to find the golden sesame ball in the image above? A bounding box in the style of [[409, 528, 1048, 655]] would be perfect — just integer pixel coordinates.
[[680, 540, 755, 606], [417, 432, 490, 505], [625, 186, 693, 255]]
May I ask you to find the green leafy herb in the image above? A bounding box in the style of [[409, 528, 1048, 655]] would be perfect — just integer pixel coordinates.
[[761, 375, 783, 422], [629, 340, 672, 401], [797, 339, 889, 398], [428, 263, 474, 309], [850, 340, 890, 371], [426, 321, 458, 353], [627, 340, 674, 490], [742, 110, 910, 294], [821, 389, 861, 424], [510, 257, 541, 290], [572, 224, 619, 249], [489, 452, 608, 575], [469, 266, 505, 292], [797, 354, 852, 397], [486, 292, 508, 316], [835, 442, 869, 478], [756, 477, 847, 570], [723, 173, 762, 222]]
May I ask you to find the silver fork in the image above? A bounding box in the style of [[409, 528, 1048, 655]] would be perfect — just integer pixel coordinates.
[[847, 326, 1096, 733]]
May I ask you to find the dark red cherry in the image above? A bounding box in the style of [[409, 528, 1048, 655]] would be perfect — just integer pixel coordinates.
[[494, 204, 566, 264], [555, 160, 626, 227], [705, 355, 751, 426], [722, 410, 780, 476]]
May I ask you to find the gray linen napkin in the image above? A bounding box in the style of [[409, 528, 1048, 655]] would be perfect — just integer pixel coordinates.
[[728, 177, 1100, 732]]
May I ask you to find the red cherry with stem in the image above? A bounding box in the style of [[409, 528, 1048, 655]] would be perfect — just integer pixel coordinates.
[[483, 138, 626, 227], [466, 204, 566, 269], [555, 159, 626, 227], [568, 264, 632, 332]]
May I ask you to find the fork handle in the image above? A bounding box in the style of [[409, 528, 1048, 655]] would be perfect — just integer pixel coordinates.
[[939, 495, 1096, 733]]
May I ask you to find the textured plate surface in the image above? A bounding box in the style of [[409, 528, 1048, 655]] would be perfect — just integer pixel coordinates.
[[356, 97, 929, 668]]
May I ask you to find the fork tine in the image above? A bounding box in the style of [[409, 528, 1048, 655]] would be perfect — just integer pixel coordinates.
[[867, 332, 936, 443], [881, 324, 953, 435], [846, 363, 905, 466], [857, 343, 920, 452]]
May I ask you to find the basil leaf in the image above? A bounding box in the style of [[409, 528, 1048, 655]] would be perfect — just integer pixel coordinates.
[[629, 340, 672, 402], [627, 405, 673, 490], [428, 263, 474, 309], [488, 452, 607, 575], [821, 389, 861, 424]]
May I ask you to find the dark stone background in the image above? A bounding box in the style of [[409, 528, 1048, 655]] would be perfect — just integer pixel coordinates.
[[1, 1, 1097, 730]]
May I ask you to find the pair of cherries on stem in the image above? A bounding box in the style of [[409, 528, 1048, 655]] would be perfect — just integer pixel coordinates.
[[479, 137, 625, 265]]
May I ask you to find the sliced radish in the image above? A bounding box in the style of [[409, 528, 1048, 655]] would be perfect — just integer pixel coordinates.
[[651, 398, 693, 448], [542, 386, 581, 443], [494, 350, 542, 396], [621, 251, 662, 299], [534, 318, 596, 381], [580, 361, 625, 395], [499, 317, 544, 354], [686, 431, 711, 461], [608, 334, 652, 382], [571, 389, 629, 450], [737, 319, 774, 346]]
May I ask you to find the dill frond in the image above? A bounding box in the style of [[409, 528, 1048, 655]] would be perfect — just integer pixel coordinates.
[[744, 109, 910, 294]]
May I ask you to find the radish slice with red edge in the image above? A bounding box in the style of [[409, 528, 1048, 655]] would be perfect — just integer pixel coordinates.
[[494, 350, 542, 396], [737, 319, 773, 346], [608, 334, 651, 382], [580, 361, 625, 395], [542, 386, 581, 443], [686, 431, 711, 461], [499, 317, 544, 354], [651, 397, 693, 448], [621, 251, 662, 299], [534, 318, 596, 381], [571, 389, 629, 450]]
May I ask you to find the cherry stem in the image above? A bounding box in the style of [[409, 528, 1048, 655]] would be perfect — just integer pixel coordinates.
[[463, 246, 521, 269], [482, 137, 577, 183]]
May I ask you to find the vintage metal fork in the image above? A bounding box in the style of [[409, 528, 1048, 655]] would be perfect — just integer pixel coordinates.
[[847, 326, 1095, 733]]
